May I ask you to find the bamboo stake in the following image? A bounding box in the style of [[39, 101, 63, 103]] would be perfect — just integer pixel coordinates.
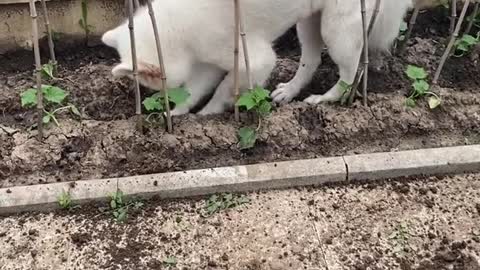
[[233, 0, 240, 122], [40, 0, 57, 74], [238, 2, 253, 90], [127, 0, 143, 130], [465, 2, 479, 34], [433, 0, 471, 84], [450, 0, 458, 34], [146, 0, 172, 133], [398, 7, 420, 54], [347, 0, 381, 105], [29, 0, 44, 140]]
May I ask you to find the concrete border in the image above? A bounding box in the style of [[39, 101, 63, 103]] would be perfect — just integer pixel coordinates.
[[1, 145, 479, 214]]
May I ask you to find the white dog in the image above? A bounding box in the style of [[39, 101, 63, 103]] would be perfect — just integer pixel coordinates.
[[102, 0, 413, 115]]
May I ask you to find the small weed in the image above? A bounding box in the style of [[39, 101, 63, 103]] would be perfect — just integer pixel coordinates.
[[143, 88, 190, 124], [236, 86, 272, 149], [162, 257, 177, 267], [404, 65, 441, 109], [204, 193, 250, 216], [397, 20, 408, 42], [389, 221, 416, 257], [453, 33, 480, 57], [57, 191, 72, 210], [41, 62, 57, 80], [339, 80, 353, 105], [109, 189, 144, 223], [79, 0, 95, 42], [20, 85, 81, 127]]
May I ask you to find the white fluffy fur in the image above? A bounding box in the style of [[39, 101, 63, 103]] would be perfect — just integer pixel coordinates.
[[102, 0, 413, 115]]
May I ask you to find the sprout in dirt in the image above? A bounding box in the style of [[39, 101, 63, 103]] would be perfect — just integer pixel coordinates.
[[404, 65, 441, 109], [142, 88, 190, 125], [20, 85, 81, 127], [236, 86, 272, 150]]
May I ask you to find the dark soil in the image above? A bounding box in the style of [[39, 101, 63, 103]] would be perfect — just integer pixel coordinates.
[[0, 7, 479, 188]]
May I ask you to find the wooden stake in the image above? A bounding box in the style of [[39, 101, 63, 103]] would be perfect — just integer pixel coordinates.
[[465, 2, 479, 34], [29, 0, 44, 140], [233, 0, 240, 122], [450, 0, 458, 34], [433, 0, 471, 84], [127, 0, 143, 131], [238, 2, 253, 90], [398, 7, 420, 54], [40, 0, 57, 74], [146, 0, 173, 133]]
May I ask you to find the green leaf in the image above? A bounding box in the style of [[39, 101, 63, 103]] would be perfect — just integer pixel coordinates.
[[21, 88, 38, 107], [338, 80, 352, 93], [116, 209, 127, 222], [405, 65, 428, 80], [428, 96, 441, 109], [405, 97, 416, 108], [70, 105, 81, 117], [143, 96, 163, 112], [399, 21, 408, 32], [236, 92, 256, 111], [43, 86, 67, 104], [251, 86, 270, 103], [41, 63, 55, 79], [110, 200, 117, 209], [460, 34, 478, 46], [256, 100, 272, 117], [42, 114, 51, 124], [163, 257, 177, 265], [238, 127, 257, 150], [412, 80, 430, 95], [167, 88, 190, 105]]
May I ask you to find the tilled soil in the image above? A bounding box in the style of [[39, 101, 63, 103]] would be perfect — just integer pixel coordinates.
[[0, 8, 479, 187], [0, 174, 479, 270]]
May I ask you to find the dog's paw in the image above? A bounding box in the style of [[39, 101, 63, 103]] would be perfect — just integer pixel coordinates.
[[271, 82, 300, 104], [303, 94, 326, 104]]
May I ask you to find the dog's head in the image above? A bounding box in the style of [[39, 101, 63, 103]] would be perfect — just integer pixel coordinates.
[[102, 20, 165, 90]]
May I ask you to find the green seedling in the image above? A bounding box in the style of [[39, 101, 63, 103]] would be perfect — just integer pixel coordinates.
[[20, 85, 80, 127], [389, 221, 416, 257], [339, 80, 353, 105], [109, 189, 144, 223], [57, 191, 72, 210], [453, 33, 480, 57], [397, 20, 408, 42], [79, 0, 95, 43], [204, 193, 250, 216], [143, 88, 190, 124], [404, 65, 441, 109], [41, 62, 57, 80], [162, 257, 177, 267], [236, 86, 272, 150]]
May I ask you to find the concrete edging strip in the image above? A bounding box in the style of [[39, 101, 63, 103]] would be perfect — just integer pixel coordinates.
[[1, 145, 479, 214]]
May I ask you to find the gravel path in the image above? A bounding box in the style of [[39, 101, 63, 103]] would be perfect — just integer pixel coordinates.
[[1, 174, 480, 270]]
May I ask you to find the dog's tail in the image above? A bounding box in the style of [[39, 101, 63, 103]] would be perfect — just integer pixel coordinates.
[[369, 0, 414, 52]]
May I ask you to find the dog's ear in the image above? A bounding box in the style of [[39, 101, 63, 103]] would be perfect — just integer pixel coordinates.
[[112, 62, 164, 89]]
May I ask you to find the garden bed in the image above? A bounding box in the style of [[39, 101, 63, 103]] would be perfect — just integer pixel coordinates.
[[0, 8, 479, 188]]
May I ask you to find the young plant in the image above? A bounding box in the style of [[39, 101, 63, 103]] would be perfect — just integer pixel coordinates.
[[397, 20, 408, 43], [79, 0, 95, 44], [204, 193, 250, 216], [109, 189, 144, 223], [404, 65, 441, 109], [453, 33, 480, 57], [142, 88, 190, 124], [41, 62, 57, 80], [57, 191, 72, 210], [389, 221, 415, 257], [20, 85, 80, 127], [339, 80, 354, 105], [162, 257, 177, 267], [236, 86, 272, 149]]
